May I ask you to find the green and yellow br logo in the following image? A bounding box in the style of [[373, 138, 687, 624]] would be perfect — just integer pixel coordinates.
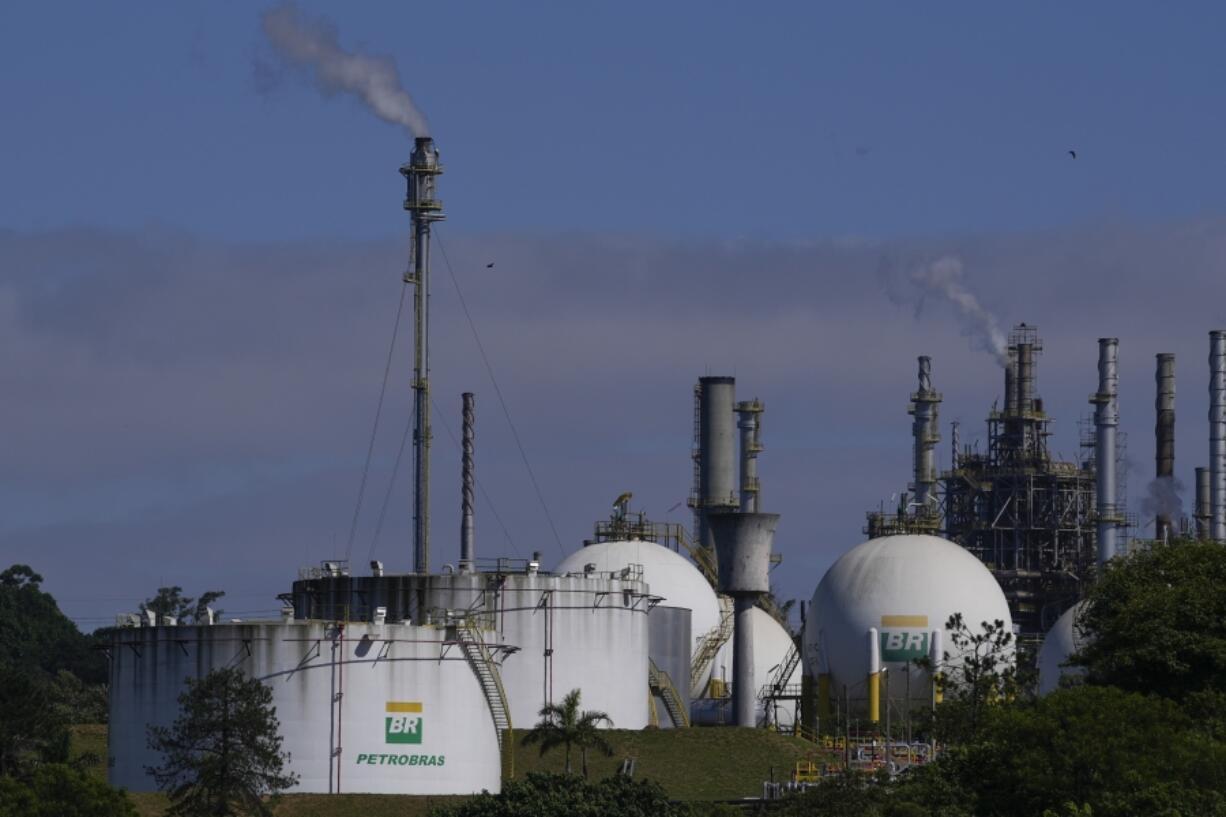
[[385, 702, 423, 745], [879, 615, 930, 662]]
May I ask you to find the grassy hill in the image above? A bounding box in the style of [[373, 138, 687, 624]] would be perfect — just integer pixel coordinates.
[[73, 724, 828, 815]]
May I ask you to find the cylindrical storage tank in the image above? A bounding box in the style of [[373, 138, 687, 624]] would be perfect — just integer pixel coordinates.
[[556, 540, 719, 699], [803, 535, 1013, 717], [698, 607, 800, 727], [1037, 602, 1089, 695], [647, 605, 692, 727], [108, 620, 501, 795]]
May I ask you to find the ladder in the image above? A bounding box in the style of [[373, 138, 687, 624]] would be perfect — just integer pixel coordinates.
[[456, 618, 514, 779], [690, 594, 734, 697], [648, 659, 691, 728]]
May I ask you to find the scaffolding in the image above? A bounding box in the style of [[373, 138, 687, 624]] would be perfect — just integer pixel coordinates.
[[940, 326, 1098, 646]]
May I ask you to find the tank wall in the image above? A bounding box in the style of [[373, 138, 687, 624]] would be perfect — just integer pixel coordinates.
[[108, 621, 501, 795], [648, 605, 692, 726]]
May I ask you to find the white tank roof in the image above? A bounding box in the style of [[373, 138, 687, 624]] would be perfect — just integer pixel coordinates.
[[804, 534, 1013, 691], [555, 539, 720, 639], [1037, 601, 1089, 695]]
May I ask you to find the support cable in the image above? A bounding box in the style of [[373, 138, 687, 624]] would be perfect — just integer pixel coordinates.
[[434, 231, 565, 555], [367, 401, 415, 563], [345, 283, 409, 562]]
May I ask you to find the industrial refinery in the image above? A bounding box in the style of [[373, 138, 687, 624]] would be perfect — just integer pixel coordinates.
[[101, 134, 1226, 799]]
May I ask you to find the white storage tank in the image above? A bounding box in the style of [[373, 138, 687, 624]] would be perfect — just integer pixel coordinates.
[[555, 539, 720, 700], [697, 606, 800, 726], [803, 534, 1014, 716], [1037, 601, 1088, 695], [108, 620, 502, 795]]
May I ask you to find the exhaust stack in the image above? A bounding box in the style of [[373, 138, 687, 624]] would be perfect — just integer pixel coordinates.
[[736, 400, 764, 513], [1211, 331, 1226, 542], [910, 356, 942, 513], [1155, 354, 1176, 540], [1091, 338, 1119, 565], [1196, 466, 1211, 541], [460, 392, 475, 573], [696, 377, 738, 549], [401, 136, 445, 573]]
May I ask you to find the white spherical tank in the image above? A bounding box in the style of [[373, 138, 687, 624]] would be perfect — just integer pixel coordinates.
[[108, 620, 502, 795], [704, 606, 799, 726], [556, 540, 720, 698], [804, 534, 1013, 711], [1037, 601, 1089, 695]]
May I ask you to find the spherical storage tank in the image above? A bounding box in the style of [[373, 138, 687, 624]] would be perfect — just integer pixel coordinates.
[[108, 620, 502, 795], [698, 606, 800, 727], [1037, 601, 1089, 695], [556, 540, 720, 700], [804, 534, 1013, 712]]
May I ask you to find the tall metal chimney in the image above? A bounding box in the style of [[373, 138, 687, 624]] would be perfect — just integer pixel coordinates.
[[910, 356, 942, 513], [1155, 354, 1176, 540], [401, 137, 445, 574], [1195, 466, 1211, 541], [709, 510, 779, 727], [1017, 342, 1036, 415], [460, 392, 475, 573], [697, 377, 738, 549], [1004, 348, 1018, 416], [736, 399, 764, 513], [1091, 338, 1119, 565], [1211, 331, 1226, 542]]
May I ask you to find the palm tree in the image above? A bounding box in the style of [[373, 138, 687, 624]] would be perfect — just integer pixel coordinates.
[[520, 688, 615, 777]]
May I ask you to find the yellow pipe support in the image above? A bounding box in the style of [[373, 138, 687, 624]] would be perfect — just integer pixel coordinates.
[[868, 671, 880, 723], [934, 672, 944, 705], [818, 673, 831, 724]]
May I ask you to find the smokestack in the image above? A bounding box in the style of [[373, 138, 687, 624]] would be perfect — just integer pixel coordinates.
[[1155, 354, 1176, 540], [1017, 342, 1035, 415], [736, 400, 764, 513], [1004, 348, 1018, 416], [910, 356, 941, 512], [1196, 466, 1211, 541], [460, 393, 475, 573], [1212, 331, 1226, 542], [1091, 338, 1119, 565], [709, 510, 779, 728], [698, 377, 738, 549], [402, 137, 446, 574]]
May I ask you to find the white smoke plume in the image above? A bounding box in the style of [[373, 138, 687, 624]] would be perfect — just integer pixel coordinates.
[[261, 3, 430, 138], [906, 256, 1010, 368], [1141, 475, 1185, 526]]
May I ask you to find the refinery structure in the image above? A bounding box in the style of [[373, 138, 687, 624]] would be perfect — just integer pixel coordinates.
[[103, 133, 1226, 797]]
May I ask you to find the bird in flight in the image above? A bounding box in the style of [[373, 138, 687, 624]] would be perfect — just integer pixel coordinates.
[[486, 262, 495, 268], [1068, 150, 1077, 159]]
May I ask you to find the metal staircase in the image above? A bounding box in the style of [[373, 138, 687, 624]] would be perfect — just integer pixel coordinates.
[[456, 618, 514, 779], [648, 659, 691, 728], [690, 594, 734, 697], [757, 640, 802, 727]]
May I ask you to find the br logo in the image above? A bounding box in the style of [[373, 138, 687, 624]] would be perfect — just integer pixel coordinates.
[[385, 702, 424, 745], [879, 615, 930, 662]]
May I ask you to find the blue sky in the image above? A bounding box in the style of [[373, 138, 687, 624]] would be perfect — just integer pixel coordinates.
[[4, 2, 1226, 627]]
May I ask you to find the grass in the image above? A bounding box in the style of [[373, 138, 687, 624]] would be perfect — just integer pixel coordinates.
[[71, 724, 829, 814]]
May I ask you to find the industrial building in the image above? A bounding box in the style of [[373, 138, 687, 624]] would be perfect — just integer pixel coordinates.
[[106, 138, 797, 795]]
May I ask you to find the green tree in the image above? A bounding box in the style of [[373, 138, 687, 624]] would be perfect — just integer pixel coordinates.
[[146, 668, 297, 817], [0, 763, 136, 817], [429, 772, 690, 817], [139, 586, 225, 625], [1073, 539, 1226, 701], [520, 689, 615, 777], [0, 665, 71, 776], [0, 564, 106, 684], [915, 614, 1019, 741]]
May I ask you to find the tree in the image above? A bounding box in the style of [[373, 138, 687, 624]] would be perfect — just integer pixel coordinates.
[[520, 689, 615, 777], [429, 772, 690, 817], [0, 665, 71, 776], [139, 586, 225, 625], [915, 614, 1019, 741], [1073, 539, 1226, 702], [146, 668, 297, 816], [0, 763, 136, 817], [0, 564, 106, 684]]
